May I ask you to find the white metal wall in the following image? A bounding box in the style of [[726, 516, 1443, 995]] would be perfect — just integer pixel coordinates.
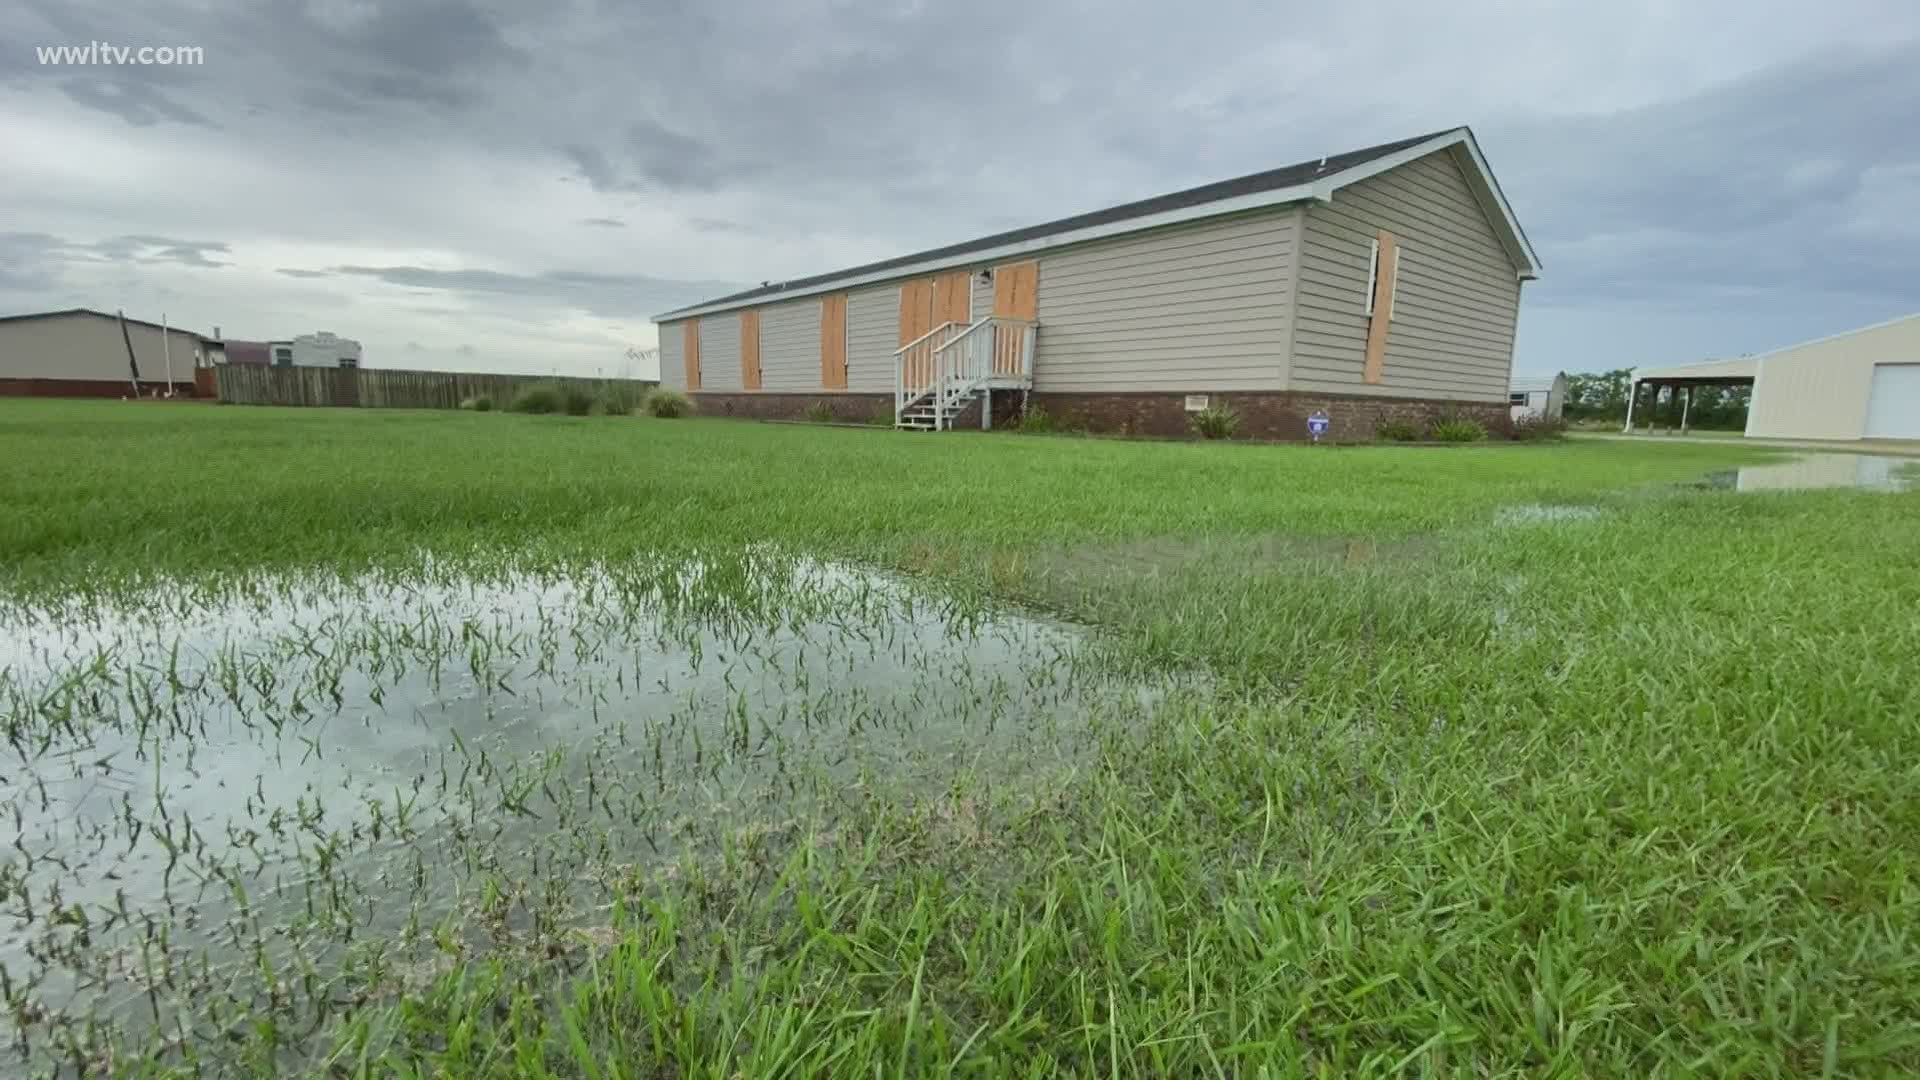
[[1748, 314, 1920, 440]]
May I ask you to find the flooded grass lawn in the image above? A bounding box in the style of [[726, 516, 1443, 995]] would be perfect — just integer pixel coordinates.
[[2, 400, 1918, 1075]]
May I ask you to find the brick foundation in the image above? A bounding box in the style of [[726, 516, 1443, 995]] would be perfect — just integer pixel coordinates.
[[686, 388, 1510, 441], [690, 392, 893, 424], [0, 378, 201, 399], [1026, 390, 1513, 441]]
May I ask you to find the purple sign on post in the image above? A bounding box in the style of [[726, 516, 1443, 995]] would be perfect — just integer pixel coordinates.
[[1307, 410, 1331, 443]]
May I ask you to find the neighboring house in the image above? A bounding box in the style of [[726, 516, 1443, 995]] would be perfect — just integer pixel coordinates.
[[0, 308, 212, 397], [1630, 313, 1920, 441], [652, 126, 1541, 438], [1509, 373, 1566, 420], [268, 332, 364, 369], [219, 339, 272, 365]]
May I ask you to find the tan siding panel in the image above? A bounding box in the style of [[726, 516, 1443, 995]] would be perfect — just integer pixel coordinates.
[[760, 300, 822, 392], [698, 313, 742, 392], [1292, 147, 1523, 401], [845, 285, 895, 392], [1031, 212, 1293, 392], [658, 319, 685, 391]]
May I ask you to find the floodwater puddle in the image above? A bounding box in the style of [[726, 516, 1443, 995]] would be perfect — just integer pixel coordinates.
[[1698, 453, 1917, 493], [1494, 503, 1607, 526], [0, 554, 1181, 1065]]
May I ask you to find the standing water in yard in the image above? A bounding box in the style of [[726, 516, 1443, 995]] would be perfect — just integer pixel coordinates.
[[0, 552, 1173, 1070]]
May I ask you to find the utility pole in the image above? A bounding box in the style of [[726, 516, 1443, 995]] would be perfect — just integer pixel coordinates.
[[117, 309, 142, 396]]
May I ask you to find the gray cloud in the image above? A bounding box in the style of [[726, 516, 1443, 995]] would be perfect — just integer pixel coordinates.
[[2, 0, 1916, 375], [319, 264, 745, 319]]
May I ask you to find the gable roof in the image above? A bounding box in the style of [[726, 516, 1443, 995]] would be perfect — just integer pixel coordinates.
[[0, 307, 214, 341], [1510, 374, 1564, 394], [655, 125, 1539, 322]]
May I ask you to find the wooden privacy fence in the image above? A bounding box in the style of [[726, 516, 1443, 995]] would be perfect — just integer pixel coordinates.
[[213, 366, 657, 409]]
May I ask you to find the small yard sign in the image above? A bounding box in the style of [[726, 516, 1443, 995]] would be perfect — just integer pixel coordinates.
[[1307, 410, 1331, 442]]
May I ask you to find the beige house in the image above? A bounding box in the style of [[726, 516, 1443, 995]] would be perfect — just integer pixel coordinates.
[[0, 308, 212, 397], [653, 126, 1541, 439], [1630, 313, 1920, 441]]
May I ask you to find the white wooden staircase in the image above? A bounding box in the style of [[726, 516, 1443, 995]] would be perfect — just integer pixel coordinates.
[[893, 316, 1037, 431]]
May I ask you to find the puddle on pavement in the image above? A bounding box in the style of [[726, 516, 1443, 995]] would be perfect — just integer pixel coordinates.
[[0, 554, 1184, 1065], [1698, 454, 1916, 493]]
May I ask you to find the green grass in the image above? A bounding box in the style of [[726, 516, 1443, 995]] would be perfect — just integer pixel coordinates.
[[4, 399, 1918, 1076]]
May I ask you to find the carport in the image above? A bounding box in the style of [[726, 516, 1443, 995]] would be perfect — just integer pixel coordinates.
[[1624, 357, 1756, 433]]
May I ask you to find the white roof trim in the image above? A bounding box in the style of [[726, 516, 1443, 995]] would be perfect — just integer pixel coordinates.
[[1630, 356, 1760, 382], [654, 127, 1540, 322], [1748, 311, 1920, 362], [1312, 128, 1541, 279]]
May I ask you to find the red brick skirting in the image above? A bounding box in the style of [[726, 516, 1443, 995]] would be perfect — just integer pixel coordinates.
[[688, 389, 1510, 441], [0, 378, 200, 399], [1027, 390, 1512, 441]]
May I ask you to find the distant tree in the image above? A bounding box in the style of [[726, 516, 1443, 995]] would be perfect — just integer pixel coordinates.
[[1563, 368, 1633, 421]]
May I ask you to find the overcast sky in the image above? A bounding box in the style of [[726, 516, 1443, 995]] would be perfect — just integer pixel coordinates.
[[2, 1, 1915, 378]]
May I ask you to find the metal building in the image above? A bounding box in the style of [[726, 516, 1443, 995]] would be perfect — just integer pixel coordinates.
[[0, 308, 212, 397], [1630, 313, 1920, 441]]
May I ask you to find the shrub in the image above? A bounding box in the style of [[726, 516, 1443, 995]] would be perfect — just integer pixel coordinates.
[[869, 403, 896, 427], [599, 390, 633, 416], [459, 395, 494, 413], [1016, 404, 1054, 434], [562, 386, 597, 416], [804, 401, 834, 424], [1189, 405, 1241, 440], [643, 388, 692, 418], [1375, 418, 1421, 442], [508, 384, 562, 414], [1430, 415, 1488, 443], [1510, 414, 1568, 441]]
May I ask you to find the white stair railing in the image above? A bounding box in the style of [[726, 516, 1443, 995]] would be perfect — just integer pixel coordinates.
[[892, 315, 1038, 429]]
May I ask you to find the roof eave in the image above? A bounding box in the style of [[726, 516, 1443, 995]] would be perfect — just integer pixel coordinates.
[[651, 181, 1323, 322], [653, 126, 1542, 321]]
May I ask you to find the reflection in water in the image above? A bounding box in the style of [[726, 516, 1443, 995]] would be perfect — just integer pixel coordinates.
[[1703, 454, 1916, 493], [0, 556, 1184, 1068]]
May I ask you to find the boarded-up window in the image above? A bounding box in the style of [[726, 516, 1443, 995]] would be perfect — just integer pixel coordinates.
[[819, 294, 847, 389], [992, 260, 1038, 320], [740, 310, 761, 390], [683, 319, 701, 390], [1363, 233, 1398, 384], [991, 260, 1038, 376]]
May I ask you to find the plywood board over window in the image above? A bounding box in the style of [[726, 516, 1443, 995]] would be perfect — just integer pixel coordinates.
[[1362, 232, 1399, 385], [932, 271, 969, 327], [819, 294, 848, 389], [739, 309, 761, 390], [990, 260, 1038, 375], [683, 319, 702, 390]]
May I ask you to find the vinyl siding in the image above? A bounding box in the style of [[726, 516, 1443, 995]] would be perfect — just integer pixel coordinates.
[[0, 312, 207, 382], [1292, 147, 1522, 401], [758, 299, 822, 392], [658, 319, 686, 391], [1030, 208, 1296, 392], [970, 270, 993, 323], [698, 313, 743, 393], [845, 285, 895, 393]]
